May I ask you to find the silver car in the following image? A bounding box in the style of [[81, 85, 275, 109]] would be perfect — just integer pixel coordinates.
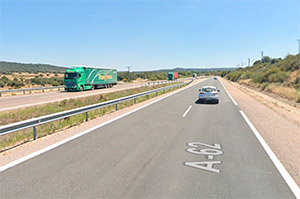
[[198, 86, 220, 104]]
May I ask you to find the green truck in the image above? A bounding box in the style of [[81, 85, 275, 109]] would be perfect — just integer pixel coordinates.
[[64, 66, 117, 91]]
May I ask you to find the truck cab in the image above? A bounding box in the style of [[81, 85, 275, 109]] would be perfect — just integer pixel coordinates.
[[64, 67, 88, 91]]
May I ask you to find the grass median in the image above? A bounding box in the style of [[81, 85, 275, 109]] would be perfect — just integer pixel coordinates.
[[0, 82, 186, 151]]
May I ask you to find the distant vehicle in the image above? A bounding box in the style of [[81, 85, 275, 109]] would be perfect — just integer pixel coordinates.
[[193, 73, 197, 78], [168, 72, 178, 80], [198, 86, 220, 104], [214, 77, 217, 80], [64, 66, 117, 91]]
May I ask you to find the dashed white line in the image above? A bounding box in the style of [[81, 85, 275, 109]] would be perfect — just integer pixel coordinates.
[[182, 105, 192, 117], [240, 110, 300, 198]]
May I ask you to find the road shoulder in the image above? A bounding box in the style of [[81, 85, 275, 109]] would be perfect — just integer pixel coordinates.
[[221, 78, 300, 187]]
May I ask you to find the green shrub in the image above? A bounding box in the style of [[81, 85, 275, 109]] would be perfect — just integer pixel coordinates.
[[293, 77, 300, 89], [260, 83, 269, 90], [0, 80, 5, 87], [268, 71, 289, 83], [253, 73, 264, 83]]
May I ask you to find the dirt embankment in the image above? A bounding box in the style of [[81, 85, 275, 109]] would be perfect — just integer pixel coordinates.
[[221, 78, 300, 187]]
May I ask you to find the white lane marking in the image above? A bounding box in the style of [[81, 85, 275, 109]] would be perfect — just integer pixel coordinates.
[[0, 79, 205, 173], [225, 90, 238, 106], [182, 105, 192, 117], [240, 110, 300, 198], [218, 79, 238, 106], [185, 161, 221, 173]]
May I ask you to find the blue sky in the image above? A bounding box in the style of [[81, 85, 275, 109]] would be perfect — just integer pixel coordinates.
[[0, 0, 299, 71]]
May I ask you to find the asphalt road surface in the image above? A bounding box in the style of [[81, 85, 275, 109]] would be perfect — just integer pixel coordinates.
[[0, 78, 296, 198], [0, 82, 148, 111]]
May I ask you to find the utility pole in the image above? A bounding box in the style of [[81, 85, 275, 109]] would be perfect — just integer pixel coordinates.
[[248, 58, 250, 66], [261, 51, 264, 63], [127, 66, 131, 82], [298, 39, 300, 54]]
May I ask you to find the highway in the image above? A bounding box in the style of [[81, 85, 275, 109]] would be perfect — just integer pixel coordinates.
[[0, 82, 149, 111], [0, 78, 296, 198]]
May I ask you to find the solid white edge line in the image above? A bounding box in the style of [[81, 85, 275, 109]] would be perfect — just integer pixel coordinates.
[[225, 90, 238, 106], [218, 78, 238, 106], [240, 110, 300, 198], [0, 79, 205, 173], [182, 105, 192, 117]]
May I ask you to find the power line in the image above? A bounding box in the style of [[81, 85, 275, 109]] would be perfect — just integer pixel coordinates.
[[127, 66, 131, 81], [297, 39, 300, 54]]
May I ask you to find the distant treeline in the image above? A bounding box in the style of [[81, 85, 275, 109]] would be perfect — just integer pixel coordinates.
[[0, 75, 64, 88], [0, 61, 67, 74]]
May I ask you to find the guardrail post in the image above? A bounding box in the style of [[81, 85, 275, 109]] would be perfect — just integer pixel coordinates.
[[147, 95, 149, 99], [163, 90, 165, 94], [116, 104, 118, 111], [134, 98, 136, 104], [42, 89, 44, 93], [23, 91, 25, 95], [33, 126, 37, 140], [0, 92, 2, 97], [169, 88, 171, 92], [156, 92, 158, 96], [86, 112, 89, 122]]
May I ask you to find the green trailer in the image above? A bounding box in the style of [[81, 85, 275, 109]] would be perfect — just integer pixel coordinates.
[[64, 66, 117, 91]]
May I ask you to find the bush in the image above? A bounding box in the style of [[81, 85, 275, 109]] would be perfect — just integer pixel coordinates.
[[0, 80, 5, 87], [293, 77, 300, 89], [0, 76, 9, 83], [253, 73, 264, 83], [268, 71, 289, 83], [260, 83, 269, 90]]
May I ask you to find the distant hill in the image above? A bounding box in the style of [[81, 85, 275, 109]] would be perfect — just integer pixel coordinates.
[[0, 61, 68, 74]]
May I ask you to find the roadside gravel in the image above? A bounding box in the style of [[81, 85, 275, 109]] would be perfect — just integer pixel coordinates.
[[221, 78, 300, 187]]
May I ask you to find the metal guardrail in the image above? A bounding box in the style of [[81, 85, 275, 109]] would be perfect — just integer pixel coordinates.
[[0, 86, 64, 97], [0, 80, 193, 140], [145, 79, 182, 86]]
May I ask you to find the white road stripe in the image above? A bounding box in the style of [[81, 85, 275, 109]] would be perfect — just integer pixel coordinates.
[[218, 79, 238, 106], [182, 105, 192, 117], [240, 110, 300, 198], [0, 80, 205, 173], [225, 90, 238, 106]]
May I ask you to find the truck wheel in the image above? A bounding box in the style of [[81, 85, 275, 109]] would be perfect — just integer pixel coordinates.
[[80, 85, 84, 92], [91, 85, 94, 90], [110, 84, 113, 88], [105, 84, 108, 88]]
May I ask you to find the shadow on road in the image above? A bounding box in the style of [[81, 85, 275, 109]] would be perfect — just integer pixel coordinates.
[[195, 99, 219, 105]]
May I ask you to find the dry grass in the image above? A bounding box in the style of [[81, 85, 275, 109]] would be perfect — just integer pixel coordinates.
[[238, 78, 300, 103], [266, 85, 300, 101]]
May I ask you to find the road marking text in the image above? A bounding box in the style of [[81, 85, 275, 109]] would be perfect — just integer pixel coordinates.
[[184, 142, 223, 173]]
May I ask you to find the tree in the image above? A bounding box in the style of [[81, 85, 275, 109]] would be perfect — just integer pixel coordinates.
[[262, 56, 272, 63]]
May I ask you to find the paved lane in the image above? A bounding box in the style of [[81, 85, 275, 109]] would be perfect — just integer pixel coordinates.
[[0, 78, 295, 198], [0, 82, 147, 111]]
